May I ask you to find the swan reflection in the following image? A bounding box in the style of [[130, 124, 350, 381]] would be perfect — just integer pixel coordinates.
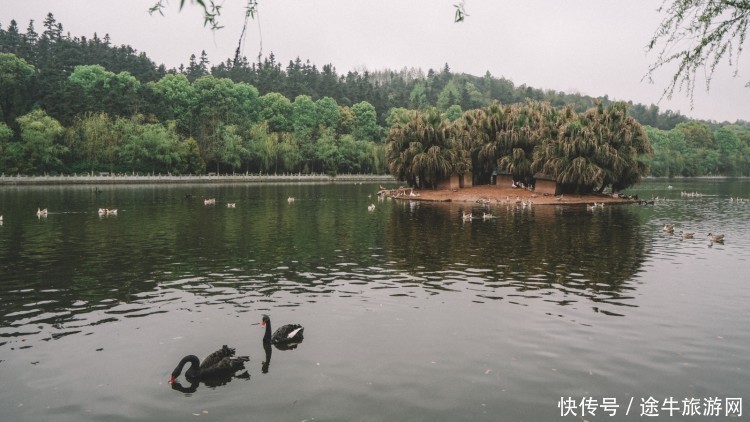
[[262, 341, 272, 374]]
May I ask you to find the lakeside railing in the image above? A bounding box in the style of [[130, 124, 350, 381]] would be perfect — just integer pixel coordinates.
[[0, 172, 396, 186]]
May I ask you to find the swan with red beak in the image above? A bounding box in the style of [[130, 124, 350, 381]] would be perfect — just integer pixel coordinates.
[[262, 315, 304, 345]]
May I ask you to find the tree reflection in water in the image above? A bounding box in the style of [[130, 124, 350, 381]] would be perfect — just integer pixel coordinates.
[[384, 200, 648, 311]]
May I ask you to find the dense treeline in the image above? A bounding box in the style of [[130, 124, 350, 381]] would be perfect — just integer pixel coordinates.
[[1, 14, 748, 177], [644, 123, 750, 177], [0, 15, 385, 175]]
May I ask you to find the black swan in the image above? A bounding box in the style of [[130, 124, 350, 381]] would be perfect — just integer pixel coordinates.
[[262, 315, 304, 345], [169, 345, 249, 384]]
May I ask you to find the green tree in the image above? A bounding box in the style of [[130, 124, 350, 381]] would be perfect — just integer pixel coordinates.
[[291, 94, 319, 140], [192, 75, 257, 166], [674, 121, 715, 149], [337, 105, 356, 135], [0, 122, 14, 172], [117, 116, 181, 174], [445, 104, 463, 122], [663, 129, 692, 176], [68, 112, 120, 173], [642, 126, 676, 177], [351, 101, 381, 142], [0, 53, 35, 124], [532, 111, 603, 191], [316, 96, 341, 131], [716, 125, 750, 175], [148, 74, 196, 136], [409, 81, 428, 109], [68, 65, 142, 116], [460, 101, 555, 184], [436, 80, 461, 111], [179, 136, 206, 174], [386, 108, 467, 188], [314, 129, 341, 175], [16, 109, 67, 174], [587, 102, 652, 192], [276, 132, 302, 173], [259, 92, 292, 132], [488, 101, 557, 184], [245, 122, 276, 172], [532, 102, 652, 193], [68, 64, 113, 92], [116, 116, 149, 174], [217, 124, 246, 173]]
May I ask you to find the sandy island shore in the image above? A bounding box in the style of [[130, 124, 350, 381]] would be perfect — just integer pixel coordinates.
[[384, 185, 640, 206]]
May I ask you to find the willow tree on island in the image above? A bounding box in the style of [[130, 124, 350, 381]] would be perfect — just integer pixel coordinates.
[[386, 101, 652, 193], [532, 102, 652, 193], [466, 100, 560, 184], [385, 108, 470, 188]]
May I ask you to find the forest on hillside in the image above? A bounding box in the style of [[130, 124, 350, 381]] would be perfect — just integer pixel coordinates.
[[1, 14, 749, 178]]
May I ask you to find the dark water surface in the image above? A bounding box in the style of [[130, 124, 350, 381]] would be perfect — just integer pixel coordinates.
[[1, 179, 748, 421]]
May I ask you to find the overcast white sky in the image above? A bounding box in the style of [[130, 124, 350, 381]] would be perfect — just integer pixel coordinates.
[[3, 0, 748, 122]]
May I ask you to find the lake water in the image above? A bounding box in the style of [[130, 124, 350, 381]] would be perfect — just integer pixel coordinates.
[[1, 179, 749, 421]]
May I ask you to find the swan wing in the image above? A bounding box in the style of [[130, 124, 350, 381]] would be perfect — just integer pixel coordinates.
[[199, 356, 249, 378], [273, 324, 304, 342], [200, 345, 235, 370]]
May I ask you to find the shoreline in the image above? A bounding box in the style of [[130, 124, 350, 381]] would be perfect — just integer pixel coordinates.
[[385, 185, 641, 206], [0, 174, 396, 186], [2, 174, 642, 205]]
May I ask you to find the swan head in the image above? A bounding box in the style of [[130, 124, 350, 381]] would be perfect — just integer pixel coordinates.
[[261, 315, 272, 343], [170, 354, 199, 384]]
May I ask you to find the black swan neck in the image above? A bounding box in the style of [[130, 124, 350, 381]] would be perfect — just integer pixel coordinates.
[[263, 320, 272, 343], [173, 355, 200, 377]]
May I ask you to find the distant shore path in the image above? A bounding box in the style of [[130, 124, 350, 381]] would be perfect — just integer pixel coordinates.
[[0, 174, 396, 186], [0, 174, 641, 205]]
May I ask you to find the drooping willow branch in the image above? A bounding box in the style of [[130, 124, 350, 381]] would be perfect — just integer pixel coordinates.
[[645, 0, 749, 107]]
